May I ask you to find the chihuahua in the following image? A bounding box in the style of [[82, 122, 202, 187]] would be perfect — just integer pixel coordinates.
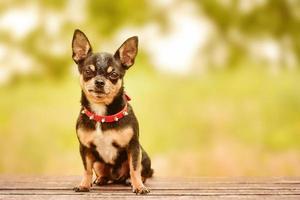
[[71, 29, 153, 194]]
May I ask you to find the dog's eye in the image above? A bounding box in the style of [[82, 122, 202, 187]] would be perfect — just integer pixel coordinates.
[[84, 69, 92, 75], [109, 72, 119, 79]]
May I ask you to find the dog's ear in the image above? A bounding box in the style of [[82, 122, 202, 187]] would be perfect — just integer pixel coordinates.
[[114, 36, 138, 69], [72, 29, 92, 64]]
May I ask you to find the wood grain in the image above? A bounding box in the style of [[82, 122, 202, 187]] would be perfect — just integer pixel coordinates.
[[0, 176, 299, 199]]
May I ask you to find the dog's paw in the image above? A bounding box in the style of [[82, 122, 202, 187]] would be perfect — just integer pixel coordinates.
[[73, 186, 90, 192], [93, 177, 109, 186], [132, 185, 150, 195]]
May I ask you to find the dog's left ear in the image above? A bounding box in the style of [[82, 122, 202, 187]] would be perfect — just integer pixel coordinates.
[[114, 36, 138, 69]]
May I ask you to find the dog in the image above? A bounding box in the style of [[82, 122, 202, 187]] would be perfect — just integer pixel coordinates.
[[71, 29, 153, 194]]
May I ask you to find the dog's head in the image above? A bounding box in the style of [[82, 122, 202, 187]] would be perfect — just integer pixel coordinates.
[[72, 29, 138, 105]]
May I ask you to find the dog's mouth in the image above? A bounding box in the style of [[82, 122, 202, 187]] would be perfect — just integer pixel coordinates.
[[88, 89, 108, 98]]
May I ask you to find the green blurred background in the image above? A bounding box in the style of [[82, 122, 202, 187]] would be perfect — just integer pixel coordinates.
[[0, 0, 300, 177]]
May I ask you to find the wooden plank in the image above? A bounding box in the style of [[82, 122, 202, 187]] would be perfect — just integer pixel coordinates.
[[1, 195, 300, 200], [1, 189, 300, 195], [0, 176, 299, 199], [0, 195, 299, 199]]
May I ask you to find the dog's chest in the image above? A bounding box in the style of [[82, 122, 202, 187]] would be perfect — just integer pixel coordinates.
[[77, 123, 133, 164]]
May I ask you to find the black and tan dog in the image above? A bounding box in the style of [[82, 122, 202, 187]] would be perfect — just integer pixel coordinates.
[[71, 29, 153, 194]]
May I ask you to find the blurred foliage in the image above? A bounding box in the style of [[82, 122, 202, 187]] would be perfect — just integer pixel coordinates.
[[0, 0, 159, 80], [1, 0, 299, 77], [86, 0, 153, 36], [0, 66, 300, 176], [196, 0, 300, 67]]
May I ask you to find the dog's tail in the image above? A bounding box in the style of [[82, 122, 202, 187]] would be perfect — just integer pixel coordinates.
[[141, 166, 154, 178], [141, 146, 154, 178], [148, 168, 154, 178], [142, 168, 154, 180]]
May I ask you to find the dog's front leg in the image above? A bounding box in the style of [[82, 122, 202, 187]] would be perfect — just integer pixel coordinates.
[[93, 161, 109, 185], [74, 148, 94, 192], [127, 139, 150, 195]]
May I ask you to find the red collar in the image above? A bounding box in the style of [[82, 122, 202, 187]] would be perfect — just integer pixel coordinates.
[[82, 94, 131, 123]]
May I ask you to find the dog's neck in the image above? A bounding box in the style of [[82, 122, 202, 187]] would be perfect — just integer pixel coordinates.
[[81, 88, 126, 116]]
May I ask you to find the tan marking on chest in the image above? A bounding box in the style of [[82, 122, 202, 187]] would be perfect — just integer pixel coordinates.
[[90, 102, 106, 115], [77, 126, 134, 164]]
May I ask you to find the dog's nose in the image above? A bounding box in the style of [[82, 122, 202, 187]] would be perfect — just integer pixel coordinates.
[[95, 79, 105, 87]]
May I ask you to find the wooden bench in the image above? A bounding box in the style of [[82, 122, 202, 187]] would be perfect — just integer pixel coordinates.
[[0, 176, 299, 199]]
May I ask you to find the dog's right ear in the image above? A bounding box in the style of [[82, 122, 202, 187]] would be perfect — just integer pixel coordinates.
[[72, 29, 92, 64]]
